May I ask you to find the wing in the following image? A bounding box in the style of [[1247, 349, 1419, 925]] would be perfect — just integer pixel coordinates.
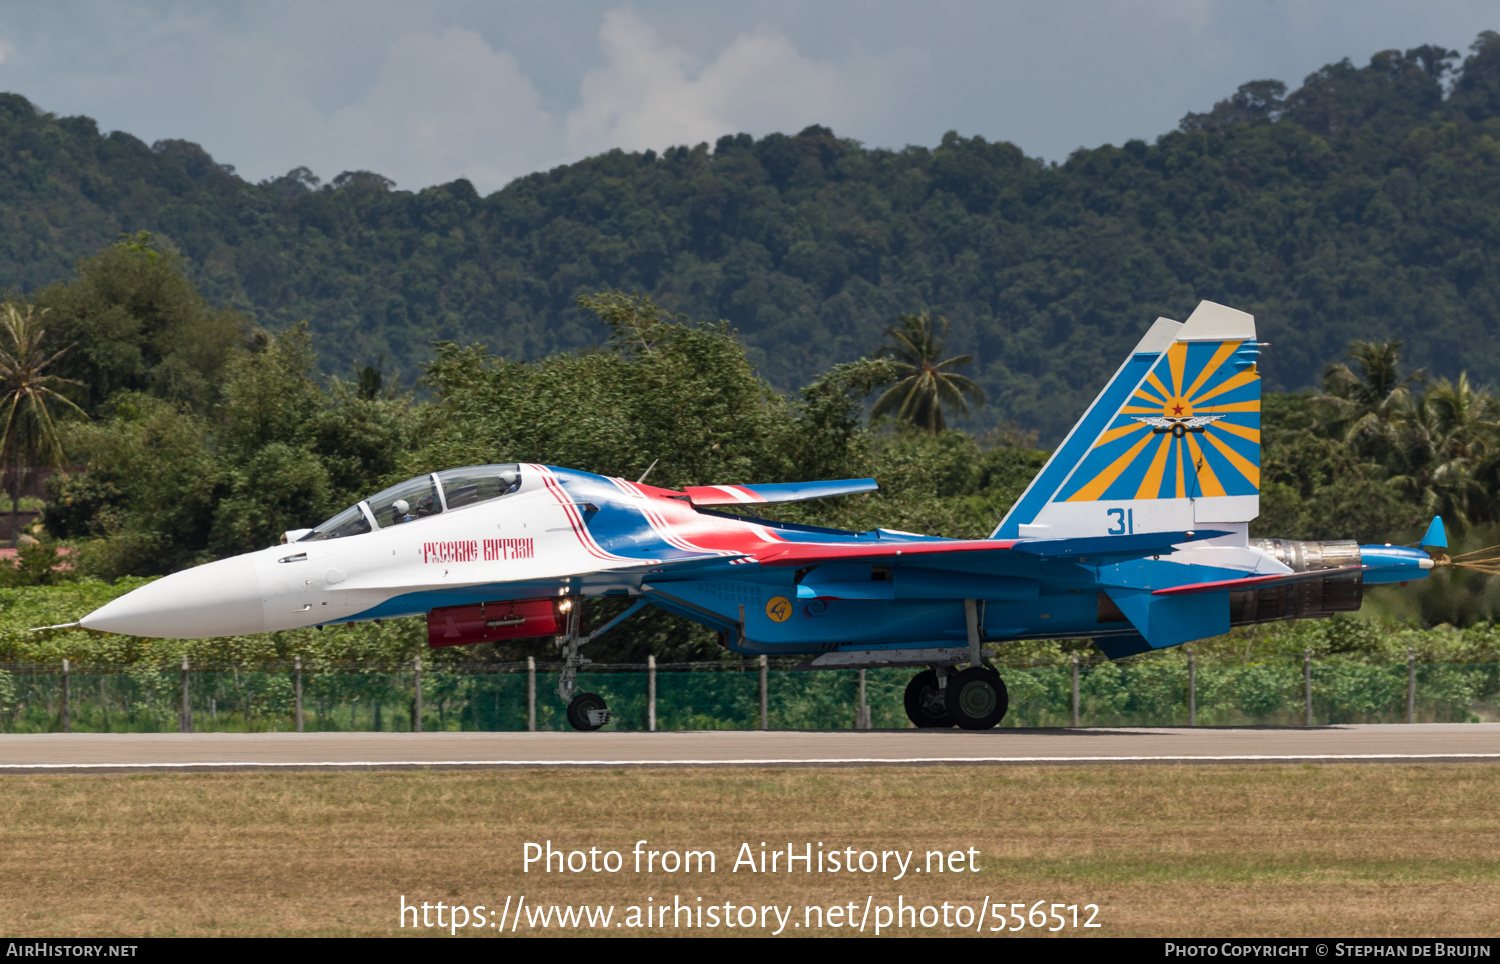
[[753, 530, 1227, 567], [682, 478, 878, 506], [1131, 415, 1175, 428], [1182, 414, 1226, 428]]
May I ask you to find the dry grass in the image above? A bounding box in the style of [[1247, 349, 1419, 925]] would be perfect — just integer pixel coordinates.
[[0, 765, 1497, 937]]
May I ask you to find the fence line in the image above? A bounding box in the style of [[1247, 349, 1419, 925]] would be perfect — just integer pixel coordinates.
[[2, 658, 1496, 734]]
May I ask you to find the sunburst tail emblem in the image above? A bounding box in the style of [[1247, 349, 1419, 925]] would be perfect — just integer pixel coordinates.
[[1055, 336, 1260, 504]]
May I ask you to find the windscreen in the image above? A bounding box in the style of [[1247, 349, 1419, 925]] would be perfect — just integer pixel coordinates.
[[437, 464, 521, 511], [298, 503, 371, 542], [366, 475, 442, 528]]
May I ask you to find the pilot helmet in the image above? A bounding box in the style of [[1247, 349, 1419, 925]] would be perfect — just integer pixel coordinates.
[[392, 498, 410, 519]]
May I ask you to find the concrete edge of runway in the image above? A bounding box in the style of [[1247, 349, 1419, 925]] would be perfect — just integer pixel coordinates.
[[4, 752, 1500, 774], [4, 724, 1495, 772]]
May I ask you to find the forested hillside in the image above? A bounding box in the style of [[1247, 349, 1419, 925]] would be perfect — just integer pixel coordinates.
[[1, 35, 1499, 440]]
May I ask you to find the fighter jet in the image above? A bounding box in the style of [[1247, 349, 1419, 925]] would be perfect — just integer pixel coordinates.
[[77, 302, 1445, 730]]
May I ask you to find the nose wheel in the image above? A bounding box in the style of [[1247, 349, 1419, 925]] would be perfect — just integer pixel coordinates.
[[566, 692, 612, 731]]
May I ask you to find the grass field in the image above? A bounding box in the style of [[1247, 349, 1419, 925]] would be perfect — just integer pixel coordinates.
[[1, 765, 1497, 937]]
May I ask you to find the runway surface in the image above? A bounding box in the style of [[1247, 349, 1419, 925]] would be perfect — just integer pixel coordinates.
[[0, 723, 1496, 771]]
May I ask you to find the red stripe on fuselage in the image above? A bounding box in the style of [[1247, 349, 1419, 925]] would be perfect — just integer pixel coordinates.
[[530, 464, 617, 561], [625, 481, 795, 557], [606, 477, 702, 553]]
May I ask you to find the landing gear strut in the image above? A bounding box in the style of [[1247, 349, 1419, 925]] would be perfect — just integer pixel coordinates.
[[556, 598, 612, 731]]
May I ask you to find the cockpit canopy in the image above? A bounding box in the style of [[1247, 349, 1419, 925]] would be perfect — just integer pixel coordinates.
[[298, 464, 523, 542]]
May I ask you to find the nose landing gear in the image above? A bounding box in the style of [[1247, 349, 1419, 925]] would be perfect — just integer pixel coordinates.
[[566, 692, 612, 731], [554, 596, 652, 731]]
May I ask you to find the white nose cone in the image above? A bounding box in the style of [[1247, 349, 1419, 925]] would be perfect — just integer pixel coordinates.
[[81, 554, 267, 639]]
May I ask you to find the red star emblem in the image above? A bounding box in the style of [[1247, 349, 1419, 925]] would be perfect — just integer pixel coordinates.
[[1172, 403, 1184, 415]]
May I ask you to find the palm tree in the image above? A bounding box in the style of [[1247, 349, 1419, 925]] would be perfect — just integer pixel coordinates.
[[1393, 373, 1500, 528], [870, 311, 986, 433], [0, 304, 85, 544], [1312, 340, 1422, 460]]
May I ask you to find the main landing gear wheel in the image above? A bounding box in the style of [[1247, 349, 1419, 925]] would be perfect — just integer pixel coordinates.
[[945, 667, 1008, 730], [904, 669, 952, 728], [566, 692, 611, 732]]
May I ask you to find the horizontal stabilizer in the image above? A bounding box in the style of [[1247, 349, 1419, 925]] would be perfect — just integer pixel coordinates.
[[1151, 565, 1363, 597], [684, 478, 878, 506]]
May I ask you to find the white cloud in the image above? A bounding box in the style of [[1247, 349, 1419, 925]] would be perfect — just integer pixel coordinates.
[[285, 7, 909, 193], [565, 7, 905, 157], [316, 27, 555, 192], [3, 1, 1493, 194]]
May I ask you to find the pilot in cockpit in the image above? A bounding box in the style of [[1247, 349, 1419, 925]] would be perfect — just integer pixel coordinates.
[[390, 499, 414, 525]]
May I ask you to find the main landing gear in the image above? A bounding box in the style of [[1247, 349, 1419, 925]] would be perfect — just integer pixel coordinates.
[[902, 666, 1009, 730], [900, 599, 1009, 730]]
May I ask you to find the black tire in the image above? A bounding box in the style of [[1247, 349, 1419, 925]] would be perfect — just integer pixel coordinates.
[[566, 692, 609, 732], [904, 670, 952, 728], [945, 667, 1008, 730]]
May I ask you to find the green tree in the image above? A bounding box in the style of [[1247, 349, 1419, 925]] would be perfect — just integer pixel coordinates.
[[0, 303, 85, 543], [870, 312, 985, 434], [33, 232, 244, 415], [51, 324, 416, 576]]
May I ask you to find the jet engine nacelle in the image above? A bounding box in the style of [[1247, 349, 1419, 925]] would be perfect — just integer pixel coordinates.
[[427, 598, 565, 648], [1229, 539, 1364, 626]]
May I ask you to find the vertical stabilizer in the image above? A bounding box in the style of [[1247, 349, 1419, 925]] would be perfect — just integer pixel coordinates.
[[993, 301, 1260, 540]]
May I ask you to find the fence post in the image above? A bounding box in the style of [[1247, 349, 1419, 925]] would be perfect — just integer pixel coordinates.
[[180, 655, 192, 733], [759, 655, 768, 731], [412, 656, 422, 733], [1186, 646, 1196, 727], [1407, 647, 1416, 724], [526, 656, 536, 732], [61, 658, 70, 734], [647, 655, 657, 732], [856, 668, 871, 730], [1070, 653, 1081, 727], [294, 655, 304, 733], [1304, 649, 1313, 726]]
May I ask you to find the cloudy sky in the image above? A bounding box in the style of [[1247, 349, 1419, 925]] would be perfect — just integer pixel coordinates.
[[0, 1, 1494, 195]]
